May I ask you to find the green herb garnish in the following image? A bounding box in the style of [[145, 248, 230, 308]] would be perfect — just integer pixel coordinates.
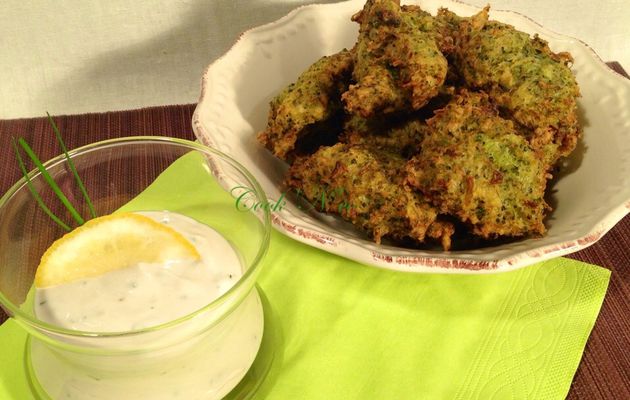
[[12, 115, 96, 231], [47, 113, 96, 219], [12, 138, 72, 232]]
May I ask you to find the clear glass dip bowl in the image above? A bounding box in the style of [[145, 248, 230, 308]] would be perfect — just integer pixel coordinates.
[[0, 137, 271, 399]]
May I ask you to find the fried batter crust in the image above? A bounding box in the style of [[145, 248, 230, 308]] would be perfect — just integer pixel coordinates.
[[341, 114, 427, 157], [341, 0, 447, 117], [341, 86, 455, 157], [453, 7, 581, 165], [257, 49, 353, 160], [406, 91, 550, 238], [287, 143, 453, 248]]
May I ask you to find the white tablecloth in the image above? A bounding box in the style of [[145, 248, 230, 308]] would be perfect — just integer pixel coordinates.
[[1, 0, 628, 119]]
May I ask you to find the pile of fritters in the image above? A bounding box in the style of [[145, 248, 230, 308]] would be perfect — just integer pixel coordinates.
[[257, 0, 581, 250]]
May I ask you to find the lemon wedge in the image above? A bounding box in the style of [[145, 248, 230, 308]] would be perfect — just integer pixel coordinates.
[[35, 213, 201, 288]]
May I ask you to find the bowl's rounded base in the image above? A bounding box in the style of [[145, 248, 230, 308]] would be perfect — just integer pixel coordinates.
[[25, 288, 274, 400]]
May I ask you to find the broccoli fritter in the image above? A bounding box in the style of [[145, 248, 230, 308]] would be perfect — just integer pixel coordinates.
[[341, 0, 447, 117], [287, 143, 454, 249], [257, 49, 354, 160], [452, 7, 581, 165], [432, 8, 464, 55], [406, 91, 550, 238]]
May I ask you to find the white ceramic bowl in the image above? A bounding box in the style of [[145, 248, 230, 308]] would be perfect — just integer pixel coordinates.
[[193, 0, 630, 273]]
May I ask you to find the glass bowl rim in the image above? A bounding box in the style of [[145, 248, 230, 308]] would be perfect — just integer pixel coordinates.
[[0, 136, 271, 338]]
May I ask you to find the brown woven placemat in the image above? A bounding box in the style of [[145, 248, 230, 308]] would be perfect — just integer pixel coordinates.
[[1, 66, 629, 398]]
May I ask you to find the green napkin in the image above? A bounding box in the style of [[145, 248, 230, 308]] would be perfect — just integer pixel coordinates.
[[0, 152, 610, 400]]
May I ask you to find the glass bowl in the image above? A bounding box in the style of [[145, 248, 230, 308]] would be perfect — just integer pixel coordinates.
[[0, 137, 271, 399]]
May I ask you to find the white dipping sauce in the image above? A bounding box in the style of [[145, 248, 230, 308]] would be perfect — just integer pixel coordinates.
[[35, 211, 242, 332], [30, 212, 264, 400]]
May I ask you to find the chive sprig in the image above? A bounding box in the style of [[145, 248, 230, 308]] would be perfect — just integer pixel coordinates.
[[12, 114, 96, 231]]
